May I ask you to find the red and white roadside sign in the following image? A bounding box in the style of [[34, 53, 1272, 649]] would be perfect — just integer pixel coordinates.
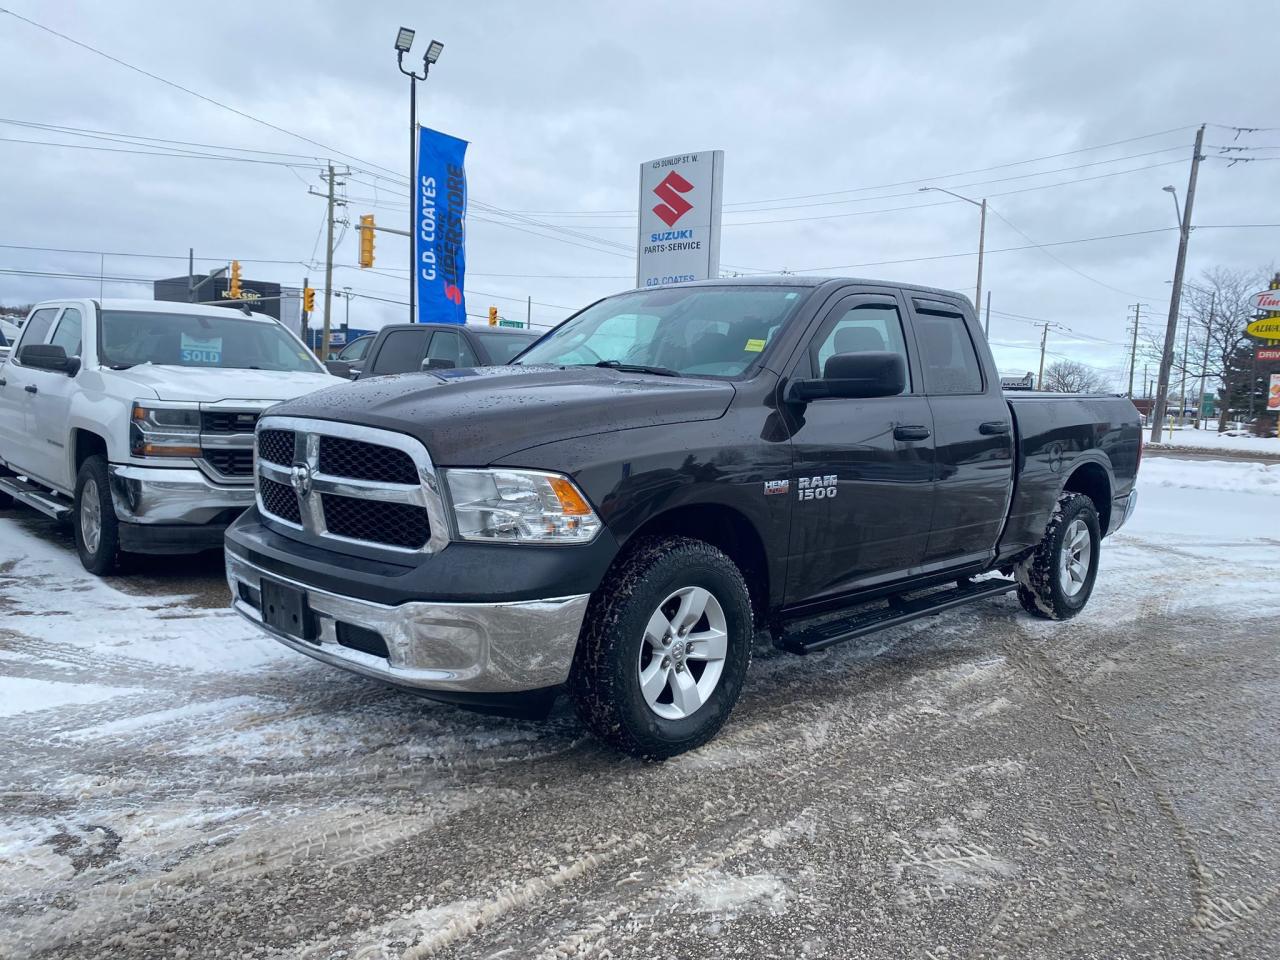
[[636, 151, 724, 289], [1251, 289, 1280, 312], [1259, 347, 1280, 362]]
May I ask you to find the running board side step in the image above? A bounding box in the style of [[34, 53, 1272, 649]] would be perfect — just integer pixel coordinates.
[[781, 577, 1019, 654], [0, 475, 71, 520]]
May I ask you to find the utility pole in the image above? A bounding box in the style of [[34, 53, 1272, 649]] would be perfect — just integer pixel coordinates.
[[188, 247, 195, 302], [1037, 322, 1050, 389], [309, 165, 348, 360], [301, 275, 310, 342], [975, 198, 987, 318], [1197, 292, 1214, 428], [323, 164, 337, 359], [1151, 124, 1205, 442], [984, 290, 991, 337], [526, 295, 532, 329], [1126, 303, 1144, 398]]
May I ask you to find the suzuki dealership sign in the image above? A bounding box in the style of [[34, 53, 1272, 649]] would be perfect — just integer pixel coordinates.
[[415, 126, 469, 325], [636, 150, 724, 288]]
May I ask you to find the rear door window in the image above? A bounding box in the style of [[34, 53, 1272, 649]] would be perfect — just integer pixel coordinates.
[[370, 329, 430, 375], [912, 304, 984, 395], [427, 330, 479, 369]]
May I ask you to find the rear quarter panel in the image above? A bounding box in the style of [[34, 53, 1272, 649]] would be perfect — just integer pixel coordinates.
[[998, 394, 1141, 561]]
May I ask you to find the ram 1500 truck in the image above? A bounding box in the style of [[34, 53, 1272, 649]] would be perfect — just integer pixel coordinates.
[[0, 298, 335, 574], [226, 277, 1141, 758]]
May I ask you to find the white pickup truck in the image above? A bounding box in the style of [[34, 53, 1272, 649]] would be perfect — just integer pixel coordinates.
[[0, 298, 336, 574]]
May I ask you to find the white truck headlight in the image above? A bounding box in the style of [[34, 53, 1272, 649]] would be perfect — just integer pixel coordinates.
[[443, 468, 601, 543], [131, 401, 201, 458]]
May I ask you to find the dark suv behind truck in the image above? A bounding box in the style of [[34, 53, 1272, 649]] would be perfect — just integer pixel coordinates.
[[325, 323, 538, 380], [226, 277, 1140, 758]]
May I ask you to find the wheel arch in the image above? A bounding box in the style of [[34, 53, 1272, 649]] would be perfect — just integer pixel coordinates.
[[1061, 457, 1112, 534], [70, 427, 109, 476], [623, 503, 771, 623]]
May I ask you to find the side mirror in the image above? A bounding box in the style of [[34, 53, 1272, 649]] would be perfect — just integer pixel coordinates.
[[421, 357, 456, 371], [20, 343, 80, 376], [789, 351, 905, 401], [324, 359, 352, 378]]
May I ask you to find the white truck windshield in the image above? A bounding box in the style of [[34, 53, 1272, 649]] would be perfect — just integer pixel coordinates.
[[100, 311, 323, 373]]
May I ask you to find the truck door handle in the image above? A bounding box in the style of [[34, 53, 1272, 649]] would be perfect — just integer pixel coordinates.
[[24, 385, 37, 395], [979, 420, 1010, 435], [894, 425, 931, 441]]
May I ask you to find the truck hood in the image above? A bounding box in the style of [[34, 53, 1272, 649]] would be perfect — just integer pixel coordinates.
[[109, 365, 338, 403], [268, 364, 736, 465]]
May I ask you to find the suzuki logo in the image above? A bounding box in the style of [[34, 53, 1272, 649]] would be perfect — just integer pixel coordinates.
[[289, 461, 313, 498], [652, 171, 694, 227]]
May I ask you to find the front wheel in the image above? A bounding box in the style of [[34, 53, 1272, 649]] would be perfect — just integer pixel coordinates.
[[74, 456, 126, 575], [1016, 492, 1100, 620], [569, 537, 753, 759]]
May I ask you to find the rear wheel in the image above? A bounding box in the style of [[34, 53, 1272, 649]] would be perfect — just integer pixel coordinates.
[[1016, 492, 1100, 620], [569, 536, 753, 759], [74, 456, 126, 575]]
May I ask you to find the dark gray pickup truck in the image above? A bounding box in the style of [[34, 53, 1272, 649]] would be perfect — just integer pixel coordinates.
[[226, 277, 1141, 758]]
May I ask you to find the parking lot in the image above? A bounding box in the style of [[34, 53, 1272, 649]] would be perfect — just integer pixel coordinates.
[[2, 456, 1278, 959]]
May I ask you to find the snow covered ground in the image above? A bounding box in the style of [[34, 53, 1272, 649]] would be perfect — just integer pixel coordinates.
[[1, 458, 1278, 958], [1147, 425, 1280, 456]]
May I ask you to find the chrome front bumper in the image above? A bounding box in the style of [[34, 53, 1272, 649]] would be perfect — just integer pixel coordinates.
[[225, 549, 591, 694], [108, 464, 255, 525]]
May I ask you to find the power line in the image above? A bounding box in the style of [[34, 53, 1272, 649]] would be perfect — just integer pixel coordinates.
[[0, 135, 328, 169]]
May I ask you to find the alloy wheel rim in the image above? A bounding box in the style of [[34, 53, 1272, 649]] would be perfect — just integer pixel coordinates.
[[80, 478, 102, 555], [636, 585, 728, 721], [1058, 517, 1091, 597]]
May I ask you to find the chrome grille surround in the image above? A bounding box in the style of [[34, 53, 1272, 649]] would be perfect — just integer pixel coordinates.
[[254, 415, 450, 555]]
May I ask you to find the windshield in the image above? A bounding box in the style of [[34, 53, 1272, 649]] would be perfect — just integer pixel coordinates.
[[472, 330, 538, 364], [515, 285, 807, 377], [100, 310, 324, 373]]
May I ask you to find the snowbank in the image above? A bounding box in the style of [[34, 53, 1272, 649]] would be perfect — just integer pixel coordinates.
[[1136, 457, 1279, 497], [1147, 428, 1279, 455]]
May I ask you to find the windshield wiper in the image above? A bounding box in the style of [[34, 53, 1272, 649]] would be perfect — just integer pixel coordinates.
[[593, 360, 680, 377]]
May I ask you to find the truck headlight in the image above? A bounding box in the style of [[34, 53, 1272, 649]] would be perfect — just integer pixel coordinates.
[[131, 402, 202, 458], [443, 468, 601, 544]]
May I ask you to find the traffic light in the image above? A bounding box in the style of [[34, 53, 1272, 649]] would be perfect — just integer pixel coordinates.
[[358, 214, 376, 268], [302, 286, 316, 314], [228, 260, 242, 299], [488, 306, 498, 327]]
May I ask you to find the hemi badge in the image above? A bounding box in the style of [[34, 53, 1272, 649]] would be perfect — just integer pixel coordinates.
[[763, 479, 790, 496]]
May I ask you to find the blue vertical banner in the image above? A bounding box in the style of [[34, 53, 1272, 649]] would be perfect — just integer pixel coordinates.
[[415, 126, 469, 325]]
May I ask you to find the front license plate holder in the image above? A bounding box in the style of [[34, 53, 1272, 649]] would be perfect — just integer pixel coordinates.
[[260, 578, 317, 642]]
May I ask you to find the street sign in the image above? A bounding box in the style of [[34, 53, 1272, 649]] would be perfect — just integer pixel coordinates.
[[1249, 289, 1280, 311], [1258, 347, 1280, 362], [1245, 317, 1280, 340], [636, 150, 724, 289], [497, 319, 523, 329]]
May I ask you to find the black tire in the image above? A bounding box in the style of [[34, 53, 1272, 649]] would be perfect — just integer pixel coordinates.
[[1016, 492, 1101, 621], [569, 536, 753, 759], [73, 455, 126, 575]]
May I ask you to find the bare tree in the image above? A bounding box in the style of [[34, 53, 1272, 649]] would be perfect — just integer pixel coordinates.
[[1041, 359, 1107, 393]]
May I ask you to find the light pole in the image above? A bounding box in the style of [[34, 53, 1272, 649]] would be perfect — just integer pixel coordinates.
[[1162, 185, 1183, 230], [1150, 125, 1205, 443], [920, 186, 987, 325], [394, 28, 444, 325], [342, 286, 351, 334]]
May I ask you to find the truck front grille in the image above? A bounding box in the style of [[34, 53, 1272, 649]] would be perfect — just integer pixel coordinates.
[[258, 429, 296, 466], [202, 410, 261, 434], [260, 477, 302, 525], [254, 417, 445, 554], [203, 449, 254, 478], [318, 436, 419, 485], [321, 494, 430, 549]]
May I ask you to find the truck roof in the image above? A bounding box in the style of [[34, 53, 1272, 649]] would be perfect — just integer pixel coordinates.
[[639, 275, 973, 307], [37, 298, 281, 324]]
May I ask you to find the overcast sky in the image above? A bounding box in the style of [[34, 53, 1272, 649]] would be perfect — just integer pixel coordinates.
[[1, 1, 1277, 384]]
